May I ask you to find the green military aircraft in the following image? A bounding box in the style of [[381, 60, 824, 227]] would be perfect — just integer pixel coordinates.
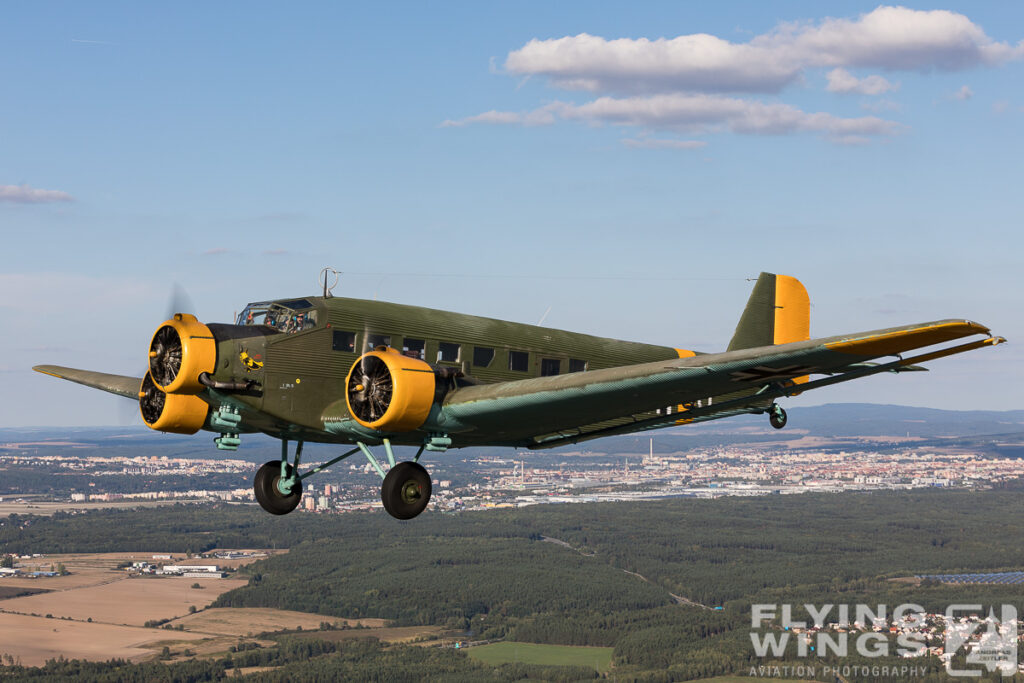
[[34, 272, 1004, 520]]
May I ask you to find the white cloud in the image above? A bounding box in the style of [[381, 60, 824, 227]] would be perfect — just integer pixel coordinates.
[[562, 94, 900, 139], [506, 33, 797, 94], [0, 184, 73, 204], [451, 94, 900, 144], [826, 68, 898, 95], [621, 138, 708, 150], [441, 107, 558, 127], [449, 6, 1020, 144], [761, 6, 1024, 71], [954, 85, 973, 100], [504, 7, 1024, 95]]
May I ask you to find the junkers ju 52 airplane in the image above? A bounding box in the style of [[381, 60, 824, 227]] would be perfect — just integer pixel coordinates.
[[34, 272, 1004, 520]]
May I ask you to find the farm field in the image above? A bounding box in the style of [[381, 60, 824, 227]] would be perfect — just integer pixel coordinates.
[[0, 550, 314, 664], [1, 575, 247, 625], [0, 612, 206, 666], [466, 641, 614, 672], [172, 607, 379, 636]]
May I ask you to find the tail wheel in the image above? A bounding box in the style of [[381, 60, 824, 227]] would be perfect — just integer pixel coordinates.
[[381, 462, 432, 520], [254, 460, 302, 515]]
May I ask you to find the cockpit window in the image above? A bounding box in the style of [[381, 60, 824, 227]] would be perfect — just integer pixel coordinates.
[[237, 301, 318, 333]]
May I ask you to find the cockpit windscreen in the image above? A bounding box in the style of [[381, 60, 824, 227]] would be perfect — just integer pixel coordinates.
[[237, 299, 317, 333]]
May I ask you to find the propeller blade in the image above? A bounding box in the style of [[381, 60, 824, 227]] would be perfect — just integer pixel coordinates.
[[167, 283, 196, 318]]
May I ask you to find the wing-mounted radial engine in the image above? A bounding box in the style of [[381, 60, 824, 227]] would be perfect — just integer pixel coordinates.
[[345, 347, 436, 432], [139, 313, 217, 434]]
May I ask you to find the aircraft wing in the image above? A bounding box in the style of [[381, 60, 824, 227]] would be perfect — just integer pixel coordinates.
[[33, 365, 142, 399], [441, 319, 1005, 448]]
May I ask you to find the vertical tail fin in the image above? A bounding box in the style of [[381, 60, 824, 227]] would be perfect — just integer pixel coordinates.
[[728, 272, 810, 354]]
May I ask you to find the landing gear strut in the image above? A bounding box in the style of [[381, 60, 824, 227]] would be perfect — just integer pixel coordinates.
[[768, 404, 788, 430], [251, 438, 434, 519]]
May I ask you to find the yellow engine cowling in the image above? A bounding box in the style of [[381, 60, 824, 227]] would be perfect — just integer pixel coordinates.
[[148, 313, 217, 394], [138, 373, 209, 434], [345, 348, 435, 431]]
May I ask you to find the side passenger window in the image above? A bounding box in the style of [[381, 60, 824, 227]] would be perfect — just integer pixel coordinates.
[[403, 338, 426, 360], [332, 331, 356, 352], [509, 350, 529, 372], [473, 347, 495, 367], [437, 342, 460, 363]]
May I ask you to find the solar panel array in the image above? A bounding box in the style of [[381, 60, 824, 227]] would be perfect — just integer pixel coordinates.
[[916, 572, 1024, 584]]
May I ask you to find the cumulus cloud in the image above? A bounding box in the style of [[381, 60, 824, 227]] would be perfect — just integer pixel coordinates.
[[505, 7, 1024, 94], [954, 85, 973, 100], [449, 6, 1018, 145], [506, 33, 797, 94], [621, 138, 708, 150], [826, 68, 898, 95], [0, 184, 73, 204]]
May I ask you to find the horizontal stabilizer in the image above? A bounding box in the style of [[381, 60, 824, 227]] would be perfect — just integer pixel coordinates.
[[33, 365, 141, 399]]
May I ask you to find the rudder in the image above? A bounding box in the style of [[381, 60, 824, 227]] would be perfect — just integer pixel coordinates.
[[728, 272, 810, 353]]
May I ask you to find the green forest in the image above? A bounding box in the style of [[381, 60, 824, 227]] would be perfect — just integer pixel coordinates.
[[2, 489, 1024, 680]]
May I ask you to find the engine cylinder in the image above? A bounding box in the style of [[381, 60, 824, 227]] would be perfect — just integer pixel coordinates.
[[138, 373, 210, 434], [148, 313, 217, 394], [345, 348, 435, 431]]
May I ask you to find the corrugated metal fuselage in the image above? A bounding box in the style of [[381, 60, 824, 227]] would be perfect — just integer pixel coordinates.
[[210, 296, 683, 445]]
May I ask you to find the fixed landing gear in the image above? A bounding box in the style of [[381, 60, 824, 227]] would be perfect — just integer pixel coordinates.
[[251, 438, 434, 519], [254, 460, 303, 515], [768, 404, 788, 430], [381, 462, 432, 520]]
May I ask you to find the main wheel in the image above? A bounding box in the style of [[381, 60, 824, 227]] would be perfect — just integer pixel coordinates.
[[254, 460, 302, 515], [769, 406, 788, 430], [381, 462, 432, 520]]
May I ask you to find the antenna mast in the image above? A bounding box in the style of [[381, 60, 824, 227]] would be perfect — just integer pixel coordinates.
[[319, 267, 340, 298]]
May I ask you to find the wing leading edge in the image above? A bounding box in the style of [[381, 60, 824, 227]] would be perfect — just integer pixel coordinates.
[[33, 365, 142, 400], [439, 319, 1004, 448]]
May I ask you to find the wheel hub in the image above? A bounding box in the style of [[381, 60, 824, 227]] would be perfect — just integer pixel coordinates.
[[400, 479, 421, 504]]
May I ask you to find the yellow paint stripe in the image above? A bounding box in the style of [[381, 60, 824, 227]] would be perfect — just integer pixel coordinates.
[[826, 321, 990, 357], [674, 348, 696, 358], [773, 274, 810, 346], [774, 274, 810, 385]]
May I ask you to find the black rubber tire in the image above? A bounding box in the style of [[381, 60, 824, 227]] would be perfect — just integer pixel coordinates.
[[381, 462, 432, 520], [769, 407, 788, 430], [254, 460, 302, 515]]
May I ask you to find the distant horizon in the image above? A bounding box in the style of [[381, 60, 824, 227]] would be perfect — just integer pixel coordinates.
[[3, 401, 1023, 432]]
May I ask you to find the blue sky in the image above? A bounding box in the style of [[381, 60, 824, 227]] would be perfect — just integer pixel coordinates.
[[2, 2, 1021, 426]]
